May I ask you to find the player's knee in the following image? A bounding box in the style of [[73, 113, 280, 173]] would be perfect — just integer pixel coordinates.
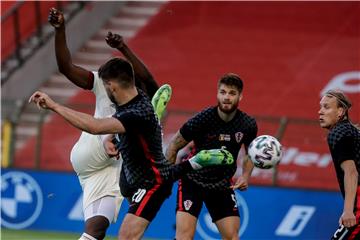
[[175, 216, 197, 240], [84, 216, 109, 240], [118, 226, 143, 240], [221, 228, 239, 240], [175, 226, 195, 240], [175, 233, 194, 240], [118, 227, 129, 239], [223, 234, 239, 240]]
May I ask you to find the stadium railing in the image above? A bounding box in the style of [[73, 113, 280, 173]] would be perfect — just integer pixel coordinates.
[[2, 104, 342, 191], [1, 1, 86, 83]]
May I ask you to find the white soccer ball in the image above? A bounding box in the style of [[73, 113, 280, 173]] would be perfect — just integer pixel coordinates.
[[248, 135, 282, 169]]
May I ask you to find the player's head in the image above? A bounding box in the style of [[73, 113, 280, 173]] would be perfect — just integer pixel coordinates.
[[319, 89, 352, 129], [99, 58, 135, 86], [99, 58, 135, 104], [217, 73, 243, 114]]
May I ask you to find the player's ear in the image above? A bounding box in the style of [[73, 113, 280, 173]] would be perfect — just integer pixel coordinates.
[[337, 107, 345, 119], [239, 92, 243, 101], [110, 81, 118, 92]]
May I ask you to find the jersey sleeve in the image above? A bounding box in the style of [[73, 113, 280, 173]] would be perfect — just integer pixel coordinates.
[[179, 111, 207, 142], [113, 111, 143, 133], [91, 71, 101, 94]]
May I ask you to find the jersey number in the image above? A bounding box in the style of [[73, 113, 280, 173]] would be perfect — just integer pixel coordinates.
[[132, 188, 147, 203], [231, 193, 237, 209], [332, 225, 349, 240]]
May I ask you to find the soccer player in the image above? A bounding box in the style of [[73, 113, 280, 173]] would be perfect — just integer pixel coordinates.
[[319, 90, 360, 240], [48, 8, 171, 240], [166, 73, 258, 240], [29, 57, 234, 240]]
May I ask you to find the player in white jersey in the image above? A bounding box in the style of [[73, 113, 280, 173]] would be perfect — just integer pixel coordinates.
[[48, 8, 171, 240]]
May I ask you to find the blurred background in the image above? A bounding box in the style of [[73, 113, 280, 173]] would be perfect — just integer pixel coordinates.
[[1, 1, 359, 239]]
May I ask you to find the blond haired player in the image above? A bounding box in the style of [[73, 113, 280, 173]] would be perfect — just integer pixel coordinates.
[[319, 90, 360, 240]]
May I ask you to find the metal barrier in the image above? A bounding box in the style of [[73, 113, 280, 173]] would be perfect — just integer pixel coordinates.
[[2, 105, 350, 191], [1, 1, 86, 83]]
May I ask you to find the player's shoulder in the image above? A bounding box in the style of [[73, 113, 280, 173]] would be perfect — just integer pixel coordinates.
[[238, 110, 257, 125], [114, 105, 143, 122], [127, 89, 154, 118], [327, 120, 354, 146], [201, 106, 216, 114], [193, 106, 217, 119], [330, 120, 353, 136]]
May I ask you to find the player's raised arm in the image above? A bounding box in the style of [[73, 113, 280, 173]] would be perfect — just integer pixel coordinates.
[[105, 32, 159, 98], [48, 8, 94, 90], [29, 91, 124, 135]]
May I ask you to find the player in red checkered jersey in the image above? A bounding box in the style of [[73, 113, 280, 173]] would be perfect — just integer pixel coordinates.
[[319, 90, 360, 240]]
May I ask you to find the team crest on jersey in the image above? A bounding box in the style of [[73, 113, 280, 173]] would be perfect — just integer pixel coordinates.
[[219, 134, 231, 142], [235, 132, 244, 143], [184, 200, 193, 211]]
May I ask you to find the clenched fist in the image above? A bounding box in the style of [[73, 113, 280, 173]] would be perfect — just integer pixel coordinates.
[[105, 32, 125, 49], [48, 7, 64, 28]]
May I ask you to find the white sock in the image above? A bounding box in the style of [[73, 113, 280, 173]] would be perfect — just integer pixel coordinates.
[[79, 233, 97, 240]]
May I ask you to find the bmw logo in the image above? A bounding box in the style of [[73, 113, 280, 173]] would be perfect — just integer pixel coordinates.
[[1, 171, 43, 229]]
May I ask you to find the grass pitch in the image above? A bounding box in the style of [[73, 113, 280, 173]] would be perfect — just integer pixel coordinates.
[[1, 229, 117, 240]]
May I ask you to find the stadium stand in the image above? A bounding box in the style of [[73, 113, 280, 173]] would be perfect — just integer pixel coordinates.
[[3, 2, 166, 170], [1, 1, 77, 81], [2, 2, 359, 191]]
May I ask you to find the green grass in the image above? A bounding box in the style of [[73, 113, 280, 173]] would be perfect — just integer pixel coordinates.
[[1, 229, 117, 240]]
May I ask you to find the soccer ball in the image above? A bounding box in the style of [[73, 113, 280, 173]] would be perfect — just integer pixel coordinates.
[[248, 135, 282, 169]]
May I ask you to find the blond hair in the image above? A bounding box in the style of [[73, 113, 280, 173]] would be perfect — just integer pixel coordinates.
[[324, 89, 359, 129]]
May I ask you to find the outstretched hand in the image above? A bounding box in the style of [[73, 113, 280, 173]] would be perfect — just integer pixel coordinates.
[[28, 91, 57, 110], [48, 7, 64, 28], [105, 32, 125, 49]]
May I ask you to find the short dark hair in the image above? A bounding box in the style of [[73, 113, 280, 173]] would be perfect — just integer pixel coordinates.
[[98, 58, 134, 88], [218, 73, 243, 92]]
